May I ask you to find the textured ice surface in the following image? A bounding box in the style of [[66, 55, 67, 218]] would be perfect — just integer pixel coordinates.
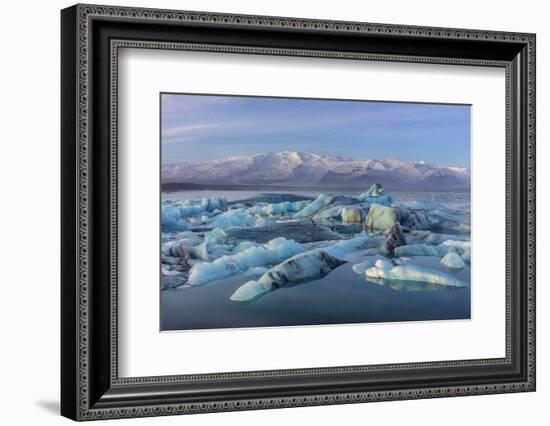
[[161, 204, 192, 232], [225, 220, 341, 244], [365, 204, 399, 232], [394, 243, 448, 257], [440, 251, 466, 269], [230, 250, 346, 302], [209, 209, 260, 228], [294, 194, 333, 218], [366, 264, 465, 287], [351, 255, 388, 275], [188, 237, 304, 286], [341, 206, 363, 224], [323, 235, 385, 260]]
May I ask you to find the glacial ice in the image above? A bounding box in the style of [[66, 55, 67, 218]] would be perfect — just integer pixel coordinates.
[[365, 204, 399, 232], [394, 244, 448, 257], [161, 205, 192, 232], [209, 209, 259, 228], [421, 232, 470, 245], [341, 206, 363, 224], [362, 183, 386, 197], [225, 220, 342, 244], [161, 182, 472, 292], [351, 255, 388, 275], [230, 250, 346, 302], [259, 201, 309, 216], [365, 264, 465, 287], [187, 237, 304, 286], [323, 235, 385, 260], [440, 251, 466, 269], [294, 194, 334, 218]]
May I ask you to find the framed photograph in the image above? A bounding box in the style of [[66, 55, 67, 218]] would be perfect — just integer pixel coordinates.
[[61, 4, 536, 421]]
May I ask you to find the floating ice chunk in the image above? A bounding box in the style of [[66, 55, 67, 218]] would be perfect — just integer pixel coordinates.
[[204, 228, 228, 246], [225, 220, 341, 244], [294, 194, 333, 218], [385, 222, 407, 253], [365, 204, 399, 232], [440, 240, 471, 250], [233, 241, 260, 253], [375, 258, 393, 269], [161, 205, 192, 232], [178, 204, 208, 218], [260, 201, 309, 216], [188, 237, 304, 286], [351, 255, 388, 275], [230, 280, 271, 302], [209, 209, 258, 228], [461, 246, 471, 263], [323, 235, 385, 260], [201, 197, 227, 212], [341, 206, 363, 224], [361, 183, 386, 198], [422, 232, 469, 245], [230, 250, 345, 302], [366, 264, 465, 286], [394, 243, 448, 257], [441, 251, 466, 269], [243, 266, 269, 276], [312, 205, 345, 220], [396, 206, 439, 231]]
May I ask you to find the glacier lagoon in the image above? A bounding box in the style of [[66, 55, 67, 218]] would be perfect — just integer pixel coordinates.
[[160, 187, 471, 331]]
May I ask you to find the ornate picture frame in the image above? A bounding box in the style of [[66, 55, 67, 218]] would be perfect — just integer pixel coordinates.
[[61, 4, 536, 421]]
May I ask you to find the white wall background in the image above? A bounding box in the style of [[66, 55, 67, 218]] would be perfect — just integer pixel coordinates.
[[0, 0, 546, 424]]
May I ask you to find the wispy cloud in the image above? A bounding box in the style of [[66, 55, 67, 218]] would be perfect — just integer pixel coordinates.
[[160, 94, 470, 166]]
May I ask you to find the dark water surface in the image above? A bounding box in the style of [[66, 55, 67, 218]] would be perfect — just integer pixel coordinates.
[[161, 257, 470, 331]]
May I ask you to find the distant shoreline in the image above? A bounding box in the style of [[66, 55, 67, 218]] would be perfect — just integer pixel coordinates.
[[161, 182, 470, 193]]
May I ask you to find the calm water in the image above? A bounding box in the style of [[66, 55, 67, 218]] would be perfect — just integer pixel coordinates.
[[162, 257, 470, 331]]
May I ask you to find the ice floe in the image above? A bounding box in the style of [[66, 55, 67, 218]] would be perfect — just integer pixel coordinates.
[[365, 204, 399, 232], [440, 251, 466, 269], [187, 237, 304, 286], [365, 264, 465, 287], [230, 250, 346, 302]]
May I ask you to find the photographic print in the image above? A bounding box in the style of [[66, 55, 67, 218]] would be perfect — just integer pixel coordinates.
[[160, 93, 471, 331]]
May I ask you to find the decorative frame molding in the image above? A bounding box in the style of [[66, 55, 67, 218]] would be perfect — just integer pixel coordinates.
[[61, 4, 535, 421]]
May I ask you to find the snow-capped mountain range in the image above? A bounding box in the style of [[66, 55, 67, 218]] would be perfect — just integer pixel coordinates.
[[162, 151, 470, 191]]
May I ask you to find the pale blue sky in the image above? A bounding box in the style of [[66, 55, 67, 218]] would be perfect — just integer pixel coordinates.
[[161, 93, 471, 167]]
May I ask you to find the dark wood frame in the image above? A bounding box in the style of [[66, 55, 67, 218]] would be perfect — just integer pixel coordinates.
[[61, 3, 536, 421]]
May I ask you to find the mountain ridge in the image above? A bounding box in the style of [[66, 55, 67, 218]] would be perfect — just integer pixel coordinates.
[[162, 151, 470, 191]]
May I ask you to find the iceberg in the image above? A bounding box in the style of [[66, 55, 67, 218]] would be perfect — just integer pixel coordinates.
[[422, 232, 470, 245], [362, 183, 386, 198], [440, 239, 471, 250], [385, 222, 407, 254], [209, 209, 259, 228], [323, 235, 385, 260], [225, 220, 342, 244], [394, 243, 448, 257], [260, 201, 309, 216], [230, 250, 346, 302], [187, 237, 304, 286], [365, 264, 465, 287], [161, 204, 192, 232], [351, 255, 388, 275], [341, 206, 363, 224], [294, 194, 334, 218], [461, 246, 471, 263], [365, 204, 399, 232], [440, 251, 466, 269]]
